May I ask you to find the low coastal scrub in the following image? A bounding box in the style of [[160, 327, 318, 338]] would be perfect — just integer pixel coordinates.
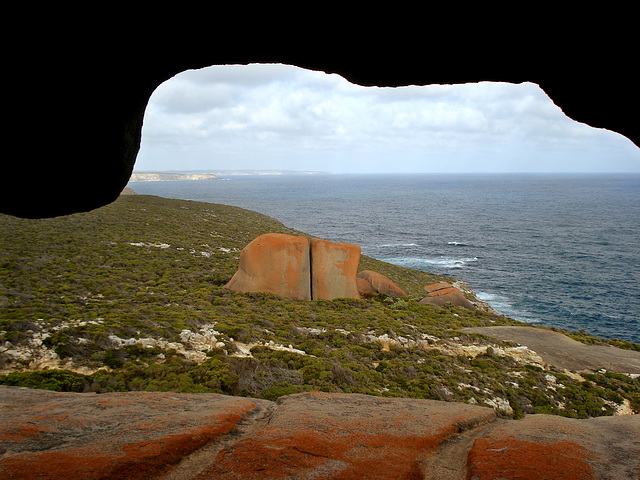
[[1, 194, 639, 419]]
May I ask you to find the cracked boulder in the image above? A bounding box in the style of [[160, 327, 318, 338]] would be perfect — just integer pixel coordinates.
[[310, 238, 361, 300], [225, 234, 362, 301]]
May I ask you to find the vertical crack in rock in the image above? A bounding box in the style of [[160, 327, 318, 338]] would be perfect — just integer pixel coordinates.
[[308, 237, 315, 301], [159, 400, 278, 480], [419, 417, 502, 480]]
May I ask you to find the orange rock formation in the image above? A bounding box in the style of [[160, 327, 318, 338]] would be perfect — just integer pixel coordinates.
[[357, 270, 408, 297], [225, 234, 363, 301], [224, 233, 311, 301], [420, 282, 477, 310], [309, 238, 361, 300]]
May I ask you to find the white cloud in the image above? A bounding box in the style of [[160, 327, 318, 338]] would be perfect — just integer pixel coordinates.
[[136, 64, 640, 173]]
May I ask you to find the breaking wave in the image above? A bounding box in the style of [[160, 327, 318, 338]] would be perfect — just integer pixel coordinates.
[[383, 256, 479, 270], [379, 243, 419, 248], [475, 292, 539, 324]]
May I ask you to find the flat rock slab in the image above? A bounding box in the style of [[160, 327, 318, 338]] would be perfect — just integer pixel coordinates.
[[463, 326, 640, 374], [1, 388, 638, 479], [194, 391, 497, 480], [467, 413, 640, 480], [0, 387, 270, 480]]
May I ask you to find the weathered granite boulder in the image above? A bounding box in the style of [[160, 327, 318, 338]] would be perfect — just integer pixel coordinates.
[[356, 275, 376, 295], [420, 282, 477, 310], [225, 234, 362, 301], [310, 238, 361, 300], [2, 387, 638, 480], [357, 270, 408, 297], [224, 233, 311, 301]]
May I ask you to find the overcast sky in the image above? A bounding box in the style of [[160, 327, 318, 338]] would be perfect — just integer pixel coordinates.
[[136, 63, 640, 174]]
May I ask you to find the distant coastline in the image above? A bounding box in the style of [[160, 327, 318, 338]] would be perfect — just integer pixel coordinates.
[[129, 172, 217, 182], [211, 170, 329, 176], [129, 170, 329, 182]]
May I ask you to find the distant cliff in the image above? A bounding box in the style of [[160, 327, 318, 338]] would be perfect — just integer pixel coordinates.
[[129, 172, 217, 182]]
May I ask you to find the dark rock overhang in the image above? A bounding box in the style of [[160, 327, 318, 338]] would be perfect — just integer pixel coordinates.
[[4, 20, 636, 219]]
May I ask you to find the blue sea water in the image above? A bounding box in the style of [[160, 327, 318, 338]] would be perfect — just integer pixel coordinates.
[[128, 173, 640, 344]]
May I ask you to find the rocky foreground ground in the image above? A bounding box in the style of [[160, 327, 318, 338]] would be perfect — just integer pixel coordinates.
[[1, 386, 638, 480]]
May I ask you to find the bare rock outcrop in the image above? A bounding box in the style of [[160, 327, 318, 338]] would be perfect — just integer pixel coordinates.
[[356, 270, 408, 297], [420, 282, 477, 310], [2, 387, 638, 480], [225, 234, 362, 301], [225, 236, 493, 307], [463, 326, 640, 374], [0, 387, 269, 480], [224, 233, 311, 301], [466, 412, 640, 480], [310, 238, 360, 300]]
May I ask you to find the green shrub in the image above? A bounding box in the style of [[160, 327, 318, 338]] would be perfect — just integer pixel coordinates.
[[0, 370, 86, 392], [103, 349, 124, 369]]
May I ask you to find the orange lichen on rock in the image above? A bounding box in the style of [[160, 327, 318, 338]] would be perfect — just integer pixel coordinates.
[[309, 238, 361, 300], [0, 388, 266, 480], [0, 423, 52, 443], [194, 391, 497, 480], [466, 438, 595, 480], [465, 413, 640, 480], [224, 233, 311, 300], [2, 388, 638, 479], [420, 282, 477, 310], [2, 422, 243, 480], [357, 270, 408, 297]]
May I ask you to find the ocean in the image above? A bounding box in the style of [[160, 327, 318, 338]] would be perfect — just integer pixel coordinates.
[[128, 173, 640, 344]]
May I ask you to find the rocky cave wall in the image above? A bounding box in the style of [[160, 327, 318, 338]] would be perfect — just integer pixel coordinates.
[[4, 20, 637, 219]]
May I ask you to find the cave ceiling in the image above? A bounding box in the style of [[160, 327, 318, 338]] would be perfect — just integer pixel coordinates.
[[4, 24, 637, 219]]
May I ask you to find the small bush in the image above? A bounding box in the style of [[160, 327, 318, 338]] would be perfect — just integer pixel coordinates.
[[0, 370, 86, 392]]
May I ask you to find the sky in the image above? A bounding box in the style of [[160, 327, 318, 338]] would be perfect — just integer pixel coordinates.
[[136, 63, 640, 174]]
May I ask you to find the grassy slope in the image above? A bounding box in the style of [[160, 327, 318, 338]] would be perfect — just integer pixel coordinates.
[[1, 194, 638, 418]]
